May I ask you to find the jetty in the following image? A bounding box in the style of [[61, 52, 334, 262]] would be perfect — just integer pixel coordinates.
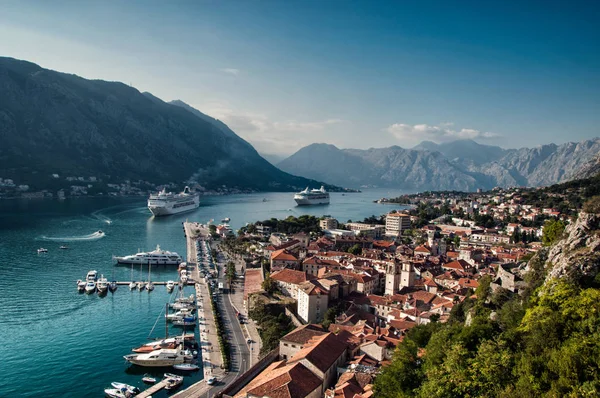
[[136, 378, 170, 398]]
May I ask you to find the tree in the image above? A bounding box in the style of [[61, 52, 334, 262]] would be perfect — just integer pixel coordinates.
[[347, 244, 362, 255], [542, 219, 566, 246], [262, 272, 275, 294]]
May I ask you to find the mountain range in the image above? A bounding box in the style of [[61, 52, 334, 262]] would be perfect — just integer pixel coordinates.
[[0, 57, 332, 192], [278, 138, 600, 191]]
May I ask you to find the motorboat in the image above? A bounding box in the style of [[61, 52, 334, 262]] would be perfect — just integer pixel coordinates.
[[86, 270, 98, 281], [109, 281, 118, 293], [163, 373, 184, 390], [85, 281, 96, 294], [104, 388, 130, 398], [77, 280, 86, 292], [169, 302, 195, 311], [172, 316, 196, 327], [173, 363, 199, 371], [129, 281, 137, 290], [133, 335, 195, 353], [110, 382, 140, 395], [142, 374, 156, 384], [123, 347, 189, 367], [166, 310, 194, 322], [37, 248, 48, 254], [59, 245, 68, 250], [97, 276, 109, 294], [166, 280, 175, 292]]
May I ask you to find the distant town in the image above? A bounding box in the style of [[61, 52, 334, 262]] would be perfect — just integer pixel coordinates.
[[0, 174, 257, 199]]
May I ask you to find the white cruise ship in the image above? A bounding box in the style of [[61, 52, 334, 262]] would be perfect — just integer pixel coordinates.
[[294, 186, 330, 205], [114, 245, 183, 265], [148, 186, 199, 216]]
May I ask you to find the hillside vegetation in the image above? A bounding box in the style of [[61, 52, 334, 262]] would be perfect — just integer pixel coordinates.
[[374, 195, 600, 397]]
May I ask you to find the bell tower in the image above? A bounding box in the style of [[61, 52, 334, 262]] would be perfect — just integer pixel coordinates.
[[385, 261, 400, 296], [400, 262, 415, 288]]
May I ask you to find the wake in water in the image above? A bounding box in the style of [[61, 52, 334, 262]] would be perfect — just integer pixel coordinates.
[[40, 230, 106, 242], [91, 210, 113, 225]]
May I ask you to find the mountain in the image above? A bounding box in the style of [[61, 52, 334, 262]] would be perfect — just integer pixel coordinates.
[[413, 139, 506, 165], [279, 138, 600, 191], [278, 144, 479, 191], [0, 57, 333, 191], [259, 153, 287, 166]]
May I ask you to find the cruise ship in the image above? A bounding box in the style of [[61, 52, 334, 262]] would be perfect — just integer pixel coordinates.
[[114, 245, 183, 265], [148, 186, 199, 216], [294, 186, 330, 206]]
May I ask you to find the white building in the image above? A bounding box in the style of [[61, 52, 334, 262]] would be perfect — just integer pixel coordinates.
[[297, 281, 329, 324], [385, 212, 411, 238]]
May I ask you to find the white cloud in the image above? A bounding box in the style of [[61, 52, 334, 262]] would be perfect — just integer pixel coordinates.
[[385, 122, 501, 145], [195, 104, 345, 154], [220, 68, 240, 76]]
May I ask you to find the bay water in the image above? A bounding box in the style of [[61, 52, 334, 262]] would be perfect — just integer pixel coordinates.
[[0, 189, 408, 397]]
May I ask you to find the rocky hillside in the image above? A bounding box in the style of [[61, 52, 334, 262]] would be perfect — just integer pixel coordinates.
[[0, 57, 331, 191], [545, 210, 600, 283], [278, 138, 600, 190]]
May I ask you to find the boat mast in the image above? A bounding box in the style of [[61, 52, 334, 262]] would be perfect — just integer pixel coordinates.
[[165, 302, 169, 339]]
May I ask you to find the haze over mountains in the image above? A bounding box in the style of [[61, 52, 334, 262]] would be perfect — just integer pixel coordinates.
[[278, 139, 600, 191], [0, 57, 332, 191]]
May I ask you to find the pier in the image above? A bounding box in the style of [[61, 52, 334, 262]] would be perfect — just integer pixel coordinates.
[[136, 379, 170, 398]]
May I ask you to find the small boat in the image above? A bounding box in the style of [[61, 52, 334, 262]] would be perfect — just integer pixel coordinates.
[[104, 388, 129, 398], [59, 245, 68, 250], [86, 270, 98, 281], [163, 373, 184, 390], [129, 281, 137, 290], [142, 374, 157, 384], [166, 280, 175, 292], [146, 281, 154, 292], [110, 382, 140, 395], [137, 281, 145, 291], [77, 280, 86, 292], [172, 316, 196, 327], [97, 230, 103, 234], [97, 275, 109, 294], [109, 281, 118, 293], [37, 248, 48, 254], [173, 363, 199, 371], [85, 281, 96, 294]]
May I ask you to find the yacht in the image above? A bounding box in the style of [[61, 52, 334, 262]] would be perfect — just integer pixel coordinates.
[[147, 186, 199, 217], [114, 245, 182, 266], [77, 280, 86, 292], [294, 186, 330, 205], [123, 347, 190, 367]]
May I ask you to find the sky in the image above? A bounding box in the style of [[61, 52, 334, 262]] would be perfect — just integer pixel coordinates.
[[0, 1, 599, 157]]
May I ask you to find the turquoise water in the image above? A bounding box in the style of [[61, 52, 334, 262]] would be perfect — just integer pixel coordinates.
[[0, 189, 409, 397]]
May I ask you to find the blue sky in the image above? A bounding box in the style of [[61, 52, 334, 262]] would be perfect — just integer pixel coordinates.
[[1, 1, 598, 156]]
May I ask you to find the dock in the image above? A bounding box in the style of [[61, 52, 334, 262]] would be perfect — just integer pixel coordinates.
[[136, 379, 170, 398]]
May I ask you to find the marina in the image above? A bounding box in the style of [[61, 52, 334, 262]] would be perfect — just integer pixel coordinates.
[[0, 189, 407, 397]]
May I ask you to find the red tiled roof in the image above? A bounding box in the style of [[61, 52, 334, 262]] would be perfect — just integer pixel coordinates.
[[271, 249, 298, 261], [281, 324, 327, 344], [271, 269, 314, 285], [289, 332, 348, 373], [237, 360, 322, 398], [442, 259, 470, 271]]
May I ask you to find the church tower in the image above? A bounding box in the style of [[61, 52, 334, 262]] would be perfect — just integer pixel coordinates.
[[400, 262, 416, 288], [385, 262, 400, 296]]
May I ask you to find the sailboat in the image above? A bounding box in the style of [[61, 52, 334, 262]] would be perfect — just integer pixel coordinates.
[[129, 263, 136, 290], [146, 261, 155, 292], [137, 263, 145, 291]]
